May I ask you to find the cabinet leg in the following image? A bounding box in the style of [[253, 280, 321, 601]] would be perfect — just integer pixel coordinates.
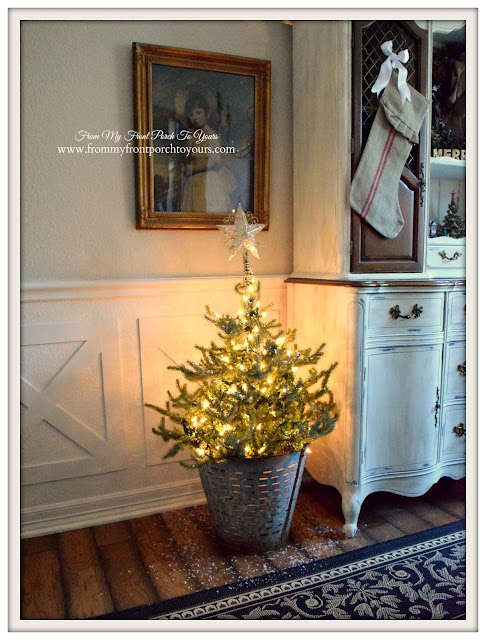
[[341, 485, 362, 538]]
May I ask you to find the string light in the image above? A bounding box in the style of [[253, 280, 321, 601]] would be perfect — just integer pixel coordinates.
[[218, 424, 233, 436], [148, 249, 337, 468]]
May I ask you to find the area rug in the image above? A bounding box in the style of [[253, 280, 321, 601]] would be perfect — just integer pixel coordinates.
[[94, 519, 465, 621]]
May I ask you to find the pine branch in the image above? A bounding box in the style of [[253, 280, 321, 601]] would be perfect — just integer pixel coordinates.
[[147, 263, 339, 466]]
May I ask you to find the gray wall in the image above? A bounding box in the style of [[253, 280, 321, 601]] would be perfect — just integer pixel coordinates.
[[21, 20, 293, 282]]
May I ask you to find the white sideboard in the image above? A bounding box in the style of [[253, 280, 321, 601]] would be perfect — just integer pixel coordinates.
[[287, 279, 466, 536]]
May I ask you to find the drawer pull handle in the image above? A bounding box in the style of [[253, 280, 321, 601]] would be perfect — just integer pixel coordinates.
[[452, 423, 466, 437], [434, 387, 440, 429], [457, 361, 466, 376], [438, 250, 462, 261], [419, 162, 426, 207], [389, 304, 423, 320]]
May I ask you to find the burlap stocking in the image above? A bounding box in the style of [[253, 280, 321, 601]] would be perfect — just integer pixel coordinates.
[[350, 74, 429, 239]]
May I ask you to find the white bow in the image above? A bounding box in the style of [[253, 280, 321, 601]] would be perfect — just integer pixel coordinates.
[[371, 40, 411, 104]]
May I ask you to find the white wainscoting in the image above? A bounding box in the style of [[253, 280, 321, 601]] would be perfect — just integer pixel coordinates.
[[20, 276, 288, 537], [21, 320, 126, 485]]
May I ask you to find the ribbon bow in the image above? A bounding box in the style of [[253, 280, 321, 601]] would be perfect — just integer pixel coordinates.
[[371, 40, 411, 104]]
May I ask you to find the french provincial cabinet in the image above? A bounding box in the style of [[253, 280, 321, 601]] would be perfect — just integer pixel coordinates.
[[286, 280, 465, 537], [289, 20, 468, 537]]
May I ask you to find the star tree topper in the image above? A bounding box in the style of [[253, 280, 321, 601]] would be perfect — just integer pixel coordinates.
[[217, 203, 265, 260]]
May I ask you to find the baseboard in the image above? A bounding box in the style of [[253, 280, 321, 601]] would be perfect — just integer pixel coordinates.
[[21, 479, 206, 538]]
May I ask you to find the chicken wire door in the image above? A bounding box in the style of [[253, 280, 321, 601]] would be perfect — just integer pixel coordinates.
[[351, 20, 429, 273]]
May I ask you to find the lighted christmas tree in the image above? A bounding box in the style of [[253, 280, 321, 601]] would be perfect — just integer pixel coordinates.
[[147, 205, 338, 468], [442, 191, 465, 239]]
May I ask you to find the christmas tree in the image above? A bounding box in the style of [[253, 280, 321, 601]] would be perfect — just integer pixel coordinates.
[[147, 205, 338, 468], [442, 191, 465, 239]]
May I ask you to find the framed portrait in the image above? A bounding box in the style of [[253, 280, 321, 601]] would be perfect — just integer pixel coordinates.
[[133, 42, 271, 230]]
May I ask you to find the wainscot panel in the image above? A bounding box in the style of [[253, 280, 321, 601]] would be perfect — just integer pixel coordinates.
[[20, 276, 287, 537]]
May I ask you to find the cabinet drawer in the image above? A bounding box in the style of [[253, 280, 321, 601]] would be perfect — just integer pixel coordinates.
[[448, 291, 466, 332], [366, 293, 444, 336], [444, 341, 466, 400], [441, 405, 466, 462], [427, 243, 466, 271]]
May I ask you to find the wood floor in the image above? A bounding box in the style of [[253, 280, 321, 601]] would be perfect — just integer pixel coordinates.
[[20, 475, 466, 620]]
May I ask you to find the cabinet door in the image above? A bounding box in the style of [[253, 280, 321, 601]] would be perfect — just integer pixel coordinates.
[[351, 20, 428, 273], [362, 344, 442, 477]]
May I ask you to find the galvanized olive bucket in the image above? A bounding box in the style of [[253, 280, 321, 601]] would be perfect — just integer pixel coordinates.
[[198, 449, 307, 553]]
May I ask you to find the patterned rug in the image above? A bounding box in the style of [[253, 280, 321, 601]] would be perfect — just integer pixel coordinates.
[[94, 519, 465, 621]]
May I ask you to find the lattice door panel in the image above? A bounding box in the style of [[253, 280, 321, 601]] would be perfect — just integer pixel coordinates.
[[351, 19, 428, 274], [360, 21, 423, 174]]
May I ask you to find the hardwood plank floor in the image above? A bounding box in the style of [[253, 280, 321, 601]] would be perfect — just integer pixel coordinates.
[[58, 528, 114, 619], [20, 475, 466, 620]]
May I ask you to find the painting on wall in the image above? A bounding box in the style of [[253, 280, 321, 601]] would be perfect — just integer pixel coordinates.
[[133, 42, 271, 229]]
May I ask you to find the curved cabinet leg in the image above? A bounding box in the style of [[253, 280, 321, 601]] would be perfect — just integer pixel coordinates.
[[341, 485, 362, 538]]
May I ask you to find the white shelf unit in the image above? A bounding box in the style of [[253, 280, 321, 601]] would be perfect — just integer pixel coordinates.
[[427, 21, 466, 275]]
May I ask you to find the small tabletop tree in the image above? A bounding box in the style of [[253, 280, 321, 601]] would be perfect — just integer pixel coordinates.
[[147, 205, 338, 468], [442, 191, 465, 239]]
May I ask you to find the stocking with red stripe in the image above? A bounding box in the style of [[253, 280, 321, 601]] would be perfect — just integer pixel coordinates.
[[350, 73, 429, 239]]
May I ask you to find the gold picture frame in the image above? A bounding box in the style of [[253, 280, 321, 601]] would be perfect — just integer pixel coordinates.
[[133, 42, 271, 230]]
